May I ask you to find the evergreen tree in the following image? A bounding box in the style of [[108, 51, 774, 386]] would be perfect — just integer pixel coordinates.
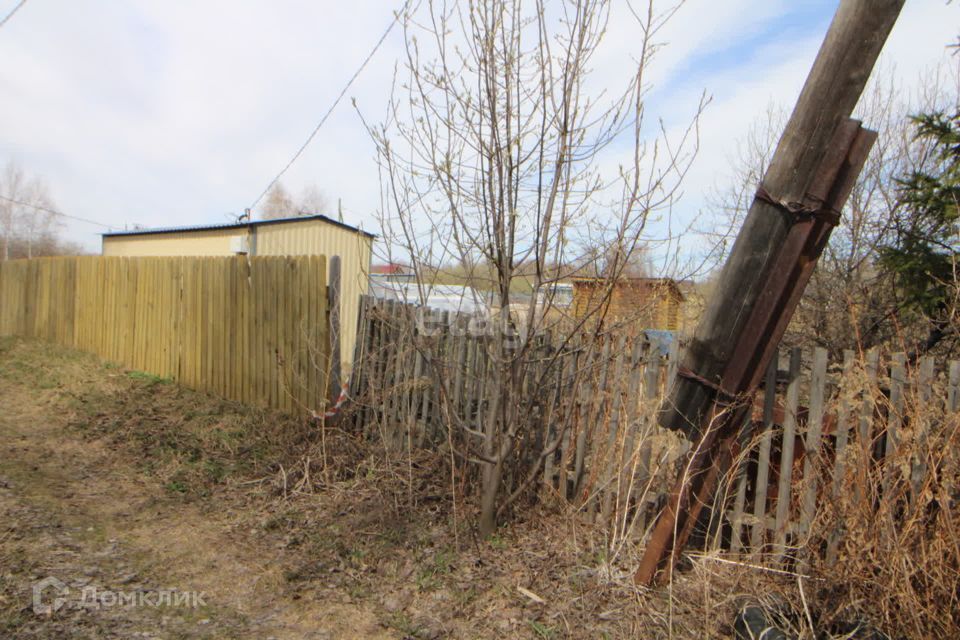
[[879, 110, 959, 351]]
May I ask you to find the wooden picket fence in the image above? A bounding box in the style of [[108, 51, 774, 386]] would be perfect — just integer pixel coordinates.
[[348, 295, 960, 562], [0, 256, 331, 414]]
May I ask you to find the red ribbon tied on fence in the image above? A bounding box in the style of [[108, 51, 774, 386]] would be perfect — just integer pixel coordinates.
[[312, 382, 350, 421]]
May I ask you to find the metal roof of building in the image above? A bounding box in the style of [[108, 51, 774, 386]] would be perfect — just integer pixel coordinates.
[[102, 214, 375, 239]]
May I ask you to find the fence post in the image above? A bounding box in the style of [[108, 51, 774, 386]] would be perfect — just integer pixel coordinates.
[[728, 410, 751, 556], [859, 349, 879, 442], [886, 353, 907, 496], [798, 346, 828, 570], [634, 343, 661, 537], [599, 335, 629, 522], [543, 343, 573, 493], [947, 360, 960, 509], [949, 361, 960, 413], [750, 354, 778, 556], [327, 255, 342, 405], [574, 338, 611, 498], [773, 347, 802, 563], [910, 357, 935, 508], [613, 339, 647, 538], [826, 349, 856, 564]]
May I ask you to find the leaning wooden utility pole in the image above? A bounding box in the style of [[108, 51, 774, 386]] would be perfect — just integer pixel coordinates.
[[635, 0, 904, 585]]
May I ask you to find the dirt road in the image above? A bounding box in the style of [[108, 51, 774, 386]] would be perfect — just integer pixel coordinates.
[[0, 339, 395, 639]]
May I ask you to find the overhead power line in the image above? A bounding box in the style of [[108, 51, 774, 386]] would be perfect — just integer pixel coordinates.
[[0, 194, 114, 229], [0, 0, 29, 30], [248, 0, 410, 212]]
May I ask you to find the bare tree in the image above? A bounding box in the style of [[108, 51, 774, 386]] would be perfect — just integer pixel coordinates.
[[19, 178, 60, 259], [0, 161, 62, 261], [258, 182, 296, 220], [700, 103, 786, 268], [296, 185, 330, 215], [259, 181, 332, 219], [0, 161, 26, 261], [581, 239, 653, 278], [364, 0, 705, 535]]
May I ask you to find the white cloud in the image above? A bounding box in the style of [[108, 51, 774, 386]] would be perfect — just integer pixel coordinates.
[[641, 0, 959, 267], [0, 0, 955, 256]]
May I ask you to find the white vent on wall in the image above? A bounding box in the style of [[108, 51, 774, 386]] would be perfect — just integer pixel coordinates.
[[230, 235, 249, 254]]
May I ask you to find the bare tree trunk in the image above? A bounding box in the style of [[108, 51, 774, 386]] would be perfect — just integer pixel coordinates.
[[479, 457, 504, 537]]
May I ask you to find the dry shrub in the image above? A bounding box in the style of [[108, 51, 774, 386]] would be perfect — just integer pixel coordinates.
[[805, 361, 960, 638]]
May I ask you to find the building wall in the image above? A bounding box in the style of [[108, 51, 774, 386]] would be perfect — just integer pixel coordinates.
[[572, 280, 682, 331], [101, 218, 373, 372], [102, 228, 239, 257], [255, 222, 372, 370], [678, 286, 706, 336]]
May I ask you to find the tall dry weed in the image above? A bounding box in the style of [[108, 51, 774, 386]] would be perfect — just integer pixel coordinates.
[[802, 357, 960, 637]]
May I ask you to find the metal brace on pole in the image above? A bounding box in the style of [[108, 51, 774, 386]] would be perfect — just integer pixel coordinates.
[[635, 119, 877, 585], [634, 0, 905, 585]]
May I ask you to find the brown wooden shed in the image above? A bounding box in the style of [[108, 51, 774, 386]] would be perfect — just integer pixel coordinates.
[[571, 276, 684, 331]]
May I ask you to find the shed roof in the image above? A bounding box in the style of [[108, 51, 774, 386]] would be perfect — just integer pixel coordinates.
[[102, 214, 375, 239]]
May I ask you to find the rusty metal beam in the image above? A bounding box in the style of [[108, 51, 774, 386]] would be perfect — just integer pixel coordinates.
[[722, 123, 877, 394], [635, 119, 877, 586], [634, 0, 904, 586]]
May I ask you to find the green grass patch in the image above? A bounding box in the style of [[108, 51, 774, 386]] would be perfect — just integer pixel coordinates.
[[125, 370, 171, 385], [416, 549, 454, 591], [529, 620, 557, 638]]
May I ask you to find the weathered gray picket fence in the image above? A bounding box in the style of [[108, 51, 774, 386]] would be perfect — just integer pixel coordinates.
[[348, 295, 960, 563]]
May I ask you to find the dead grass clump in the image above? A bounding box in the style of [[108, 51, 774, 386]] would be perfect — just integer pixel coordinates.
[[0, 336, 101, 391], [804, 369, 960, 638], [66, 369, 321, 496]]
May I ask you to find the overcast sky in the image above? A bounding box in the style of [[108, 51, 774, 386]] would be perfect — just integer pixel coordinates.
[[0, 1, 956, 260]]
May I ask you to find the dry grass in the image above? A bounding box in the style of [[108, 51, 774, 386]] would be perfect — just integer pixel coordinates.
[[5, 336, 958, 638], [802, 366, 960, 638], [65, 369, 324, 497], [691, 354, 960, 639], [341, 336, 960, 637]]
